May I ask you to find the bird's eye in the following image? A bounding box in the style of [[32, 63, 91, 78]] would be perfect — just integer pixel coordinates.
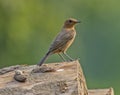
[[69, 20, 72, 23]]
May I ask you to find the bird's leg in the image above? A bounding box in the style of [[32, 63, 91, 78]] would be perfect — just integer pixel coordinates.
[[63, 52, 74, 61], [58, 53, 66, 62]]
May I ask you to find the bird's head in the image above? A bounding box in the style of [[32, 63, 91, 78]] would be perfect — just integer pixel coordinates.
[[63, 18, 80, 28]]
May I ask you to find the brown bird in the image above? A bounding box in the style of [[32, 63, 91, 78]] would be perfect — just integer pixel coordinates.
[[38, 18, 80, 66]]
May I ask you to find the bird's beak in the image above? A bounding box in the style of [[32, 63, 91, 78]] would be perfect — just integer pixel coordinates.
[[76, 20, 81, 23]]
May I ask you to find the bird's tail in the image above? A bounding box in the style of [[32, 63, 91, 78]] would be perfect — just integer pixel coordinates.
[[37, 52, 51, 66]]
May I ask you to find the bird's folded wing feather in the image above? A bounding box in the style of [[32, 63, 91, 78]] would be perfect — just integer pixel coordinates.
[[49, 31, 74, 52]]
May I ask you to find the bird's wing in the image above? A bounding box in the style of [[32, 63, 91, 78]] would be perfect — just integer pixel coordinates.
[[48, 30, 74, 52]]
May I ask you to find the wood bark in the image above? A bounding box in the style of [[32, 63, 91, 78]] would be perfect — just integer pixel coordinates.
[[0, 60, 114, 95]]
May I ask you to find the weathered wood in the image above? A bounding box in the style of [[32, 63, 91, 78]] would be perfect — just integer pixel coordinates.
[[0, 60, 114, 95], [88, 88, 114, 95]]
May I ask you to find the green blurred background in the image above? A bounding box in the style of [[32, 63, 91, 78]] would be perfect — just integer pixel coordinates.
[[0, 0, 120, 94]]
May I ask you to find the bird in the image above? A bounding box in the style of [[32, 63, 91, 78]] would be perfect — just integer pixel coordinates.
[[37, 18, 80, 66]]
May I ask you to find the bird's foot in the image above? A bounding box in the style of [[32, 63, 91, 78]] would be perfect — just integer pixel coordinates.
[[76, 57, 80, 60], [67, 57, 80, 62]]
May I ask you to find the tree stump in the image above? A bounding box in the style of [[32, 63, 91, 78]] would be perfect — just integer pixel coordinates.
[[0, 60, 114, 95]]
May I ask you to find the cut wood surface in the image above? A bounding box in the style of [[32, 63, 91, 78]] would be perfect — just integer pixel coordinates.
[[0, 60, 114, 95], [88, 88, 114, 95]]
